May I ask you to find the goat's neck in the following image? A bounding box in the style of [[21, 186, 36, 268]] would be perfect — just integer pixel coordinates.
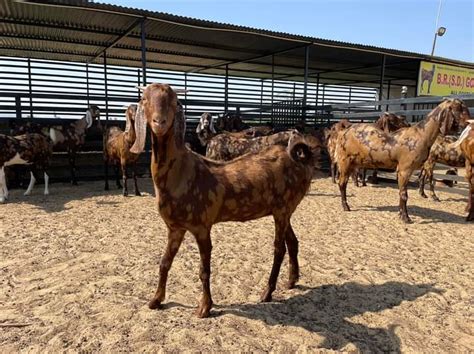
[[74, 116, 88, 134], [151, 128, 186, 184], [417, 114, 442, 148]]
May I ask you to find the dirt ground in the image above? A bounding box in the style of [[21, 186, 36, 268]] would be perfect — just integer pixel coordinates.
[[1, 175, 473, 352]]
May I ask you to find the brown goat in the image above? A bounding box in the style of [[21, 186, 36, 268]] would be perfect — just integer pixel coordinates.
[[335, 99, 470, 223], [361, 112, 410, 186], [418, 135, 465, 201], [205, 130, 294, 161], [103, 104, 141, 196], [130, 84, 317, 318], [49, 105, 101, 185], [0, 133, 53, 203], [325, 119, 352, 184], [455, 123, 474, 221]]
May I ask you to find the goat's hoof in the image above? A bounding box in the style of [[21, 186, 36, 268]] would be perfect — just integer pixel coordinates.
[[342, 204, 351, 212], [135, 191, 142, 196], [432, 197, 440, 202], [123, 192, 128, 197], [286, 279, 298, 289], [23, 192, 31, 196], [195, 302, 212, 318], [148, 298, 163, 310], [420, 193, 428, 199], [466, 213, 474, 222], [400, 215, 413, 224], [104, 186, 109, 191], [0, 197, 6, 204], [71, 181, 78, 186], [260, 289, 273, 302]]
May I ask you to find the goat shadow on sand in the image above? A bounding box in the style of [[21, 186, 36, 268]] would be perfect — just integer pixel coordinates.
[[216, 281, 441, 353], [4, 177, 156, 213], [362, 205, 467, 224]]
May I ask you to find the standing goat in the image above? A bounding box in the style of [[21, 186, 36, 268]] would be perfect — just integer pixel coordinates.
[[418, 135, 465, 201], [103, 104, 141, 196], [49, 105, 100, 185], [130, 84, 317, 318], [0, 133, 52, 203], [325, 119, 352, 184], [335, 99, 470, 223], [455, 123, 474, 221]]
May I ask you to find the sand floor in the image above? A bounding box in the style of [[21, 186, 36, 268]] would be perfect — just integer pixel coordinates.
[[1, 175, 473, 352]]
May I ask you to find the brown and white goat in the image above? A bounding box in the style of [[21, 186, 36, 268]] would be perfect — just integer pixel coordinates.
[[130, 84, 317, 318], [103, 104, 141, 196], [49, 105, 100, 185], [455, 123, 474, 221], [325, 119, 352, 184], [0, 133, 52, 203], [335, 99, 470, 223], [418, 135, 465, 201]]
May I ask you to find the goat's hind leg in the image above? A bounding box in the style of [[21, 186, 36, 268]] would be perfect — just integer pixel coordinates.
[[121, 161, 128, 196], [418, 168, 428, 198], [193, 229, 213, 318], [149, 227, 186, 310], [0, 166, 7, 203], [338, 161, 353, 211], [285, 222, 299, 289], [398, 169, 413, 224], [465, 162, 474, 221], [261, 217, 288, 302]]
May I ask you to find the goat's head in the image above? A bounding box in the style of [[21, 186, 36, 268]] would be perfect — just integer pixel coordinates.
[[85, 105, 101, 128], [131, 84, 185, 154], [376, 112, 410, 133], [196, 112, 216, 133], [124, 104, 138, 133], [436, 98, 471, 136]]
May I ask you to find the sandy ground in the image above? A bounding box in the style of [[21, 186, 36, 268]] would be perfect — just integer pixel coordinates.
[[1, 175, 473, 352]]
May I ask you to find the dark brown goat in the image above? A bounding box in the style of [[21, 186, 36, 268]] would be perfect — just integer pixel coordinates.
[[206, 130, 294, 161], [455, 123, 474, 221], [49, 105, 101, 185], [0, 133, 53, 203], [103, 104, 141, 196], [335, 99, 470, 223], [418, 135, 465, 201], [130, 84, 317, 318]]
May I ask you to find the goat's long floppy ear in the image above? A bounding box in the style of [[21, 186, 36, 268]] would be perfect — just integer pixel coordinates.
[[439, 106, 454, 136], [85, 110, 93, 128], [454, 124, 472, 147], [130, 103, 146, 154], [196, 122, 202, 134], [174, 102, 186, 147], [209, 114, 216, 134]]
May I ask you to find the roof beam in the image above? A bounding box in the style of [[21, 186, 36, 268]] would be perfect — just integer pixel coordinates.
[[189, 43, 310, 74], [88, 17, 143, 63]]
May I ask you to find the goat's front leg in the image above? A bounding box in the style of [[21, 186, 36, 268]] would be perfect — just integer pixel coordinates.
[[69, 149, 78, 185], [104, 157, 110, 191], [285, 222, 299, 289], [149, 228, 186, 310], [0, 166, 8, 203], [132, 162, 141, 196], [361, 169, 367, 187], [398, 169, 413, 224], [338, 163, 352, 211], [114, 163, 122, 189], [465, 161, 473, 221], [261, 218, 287, 302], [121, 160, 128, 196], [193, 229, 213, 318], [24, 171, 37, 196]]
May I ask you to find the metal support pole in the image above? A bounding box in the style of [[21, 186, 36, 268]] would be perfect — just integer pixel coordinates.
[[302, 45, 310, 121], [224, 65, 229, 113], [27, 58, 33, 118], [271, 54, 275, 122], [104, 51, 109, 124], [184, 73, 188, 114], [137, 68, 141, 100], [386, 80, 392, 111], [315, 73, 320, 118], [259, 79, 264, 124], [141, 18, 147, 86], [378, 54, 386, 111], [86, 63, 90, 106]]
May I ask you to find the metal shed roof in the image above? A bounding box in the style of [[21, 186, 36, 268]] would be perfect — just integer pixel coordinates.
[[1, 0, 473, 88]]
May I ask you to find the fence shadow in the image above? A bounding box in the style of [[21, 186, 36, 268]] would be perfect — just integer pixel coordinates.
[[217, 281, 441, 352]]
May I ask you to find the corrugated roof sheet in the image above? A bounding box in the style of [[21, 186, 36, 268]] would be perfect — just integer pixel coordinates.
[[0, 0, 472, 89]]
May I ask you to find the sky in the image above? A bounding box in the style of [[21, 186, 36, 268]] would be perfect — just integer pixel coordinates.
[[105, 0, 473, 63]]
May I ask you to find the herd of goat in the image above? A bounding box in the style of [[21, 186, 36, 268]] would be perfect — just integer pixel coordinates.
[[0, 84, 473, 317]]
